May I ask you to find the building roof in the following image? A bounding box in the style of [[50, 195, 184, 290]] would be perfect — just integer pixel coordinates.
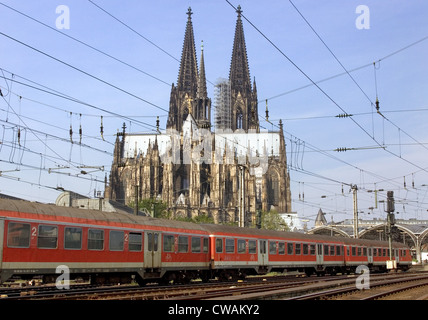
[[315, 208, 327, 226], [122, 128, 282, 177]]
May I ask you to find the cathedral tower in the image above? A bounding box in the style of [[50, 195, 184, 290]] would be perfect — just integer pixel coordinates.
[[229, 5, 259, 132], [166, 7, 211, 132], [108, 6, 292, 225]]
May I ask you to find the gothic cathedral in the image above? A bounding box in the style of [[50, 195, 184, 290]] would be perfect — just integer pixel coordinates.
[[108, 6, 292, 226]]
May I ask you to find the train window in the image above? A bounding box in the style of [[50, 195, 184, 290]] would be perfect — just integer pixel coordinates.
[[203, 237, 209, 253], [346, 246, 350, 256], [249, 240, 257, 254], [178, 236, 188, 253], [147, 233, 159, 251], [336, 246, 341, 256], [129, 232, 142, 252], [324, 245, 329, 256], [351, 247, 356, 256], [278, 242, 285, 255], [295, 243, 301, 255], [303, 243, 308, 255], [88, 229, 104, 250], [37, 225, 58, 249], [64, 227, 82, 250], [269, 241, 277, 255], [110, 230, 124, 251], [330, 246, 335, 256], [226, 238, 235, 253], [154, 233, 159, 252], [147, 233, 153, 250], [259, 240, 267, 254], [310, 244, 316, 255], [363, 247, 367, 256], [287, 243, 294, 255], [373, 248, 377, 257], [192, 237, 201, 253], [163, 234, 174, 252], [238, 239, 246, 254], [7, 222, 30, 248], [216, 238, 223, 253]]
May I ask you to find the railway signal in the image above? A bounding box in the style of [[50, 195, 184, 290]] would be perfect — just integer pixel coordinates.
[[386, 191, 396, 270]]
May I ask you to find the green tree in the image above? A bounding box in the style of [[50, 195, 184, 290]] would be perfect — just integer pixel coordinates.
[[175, 213, 215, 224], [128, 198, 170, 219], [260, 209, 289, 231]]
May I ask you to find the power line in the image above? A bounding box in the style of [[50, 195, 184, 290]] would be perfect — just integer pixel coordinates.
[[0, 118, 113, 156], [1, 93, 84, 173], [0, 69, 160, 132], [87, 0, 180, 63], [288, 0, 428, 156], [225, 0, 428, 177], [260, 34, 428, 104], [0, 2, 172, 87], [0, 32, 169, 115]]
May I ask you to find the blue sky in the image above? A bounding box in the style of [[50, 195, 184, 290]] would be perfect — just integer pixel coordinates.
[[1, 0, 428, 227]]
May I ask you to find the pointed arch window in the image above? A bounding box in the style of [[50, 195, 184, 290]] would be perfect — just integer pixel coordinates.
[[183, 107, 189, 123], [268, 171, 280, 207], [236, 108, 243, 129]]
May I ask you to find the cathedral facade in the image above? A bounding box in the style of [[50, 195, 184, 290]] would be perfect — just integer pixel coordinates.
[[108, 6, 292, 226]]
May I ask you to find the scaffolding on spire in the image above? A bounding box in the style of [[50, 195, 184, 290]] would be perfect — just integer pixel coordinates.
[[214, 78, 231, 131]]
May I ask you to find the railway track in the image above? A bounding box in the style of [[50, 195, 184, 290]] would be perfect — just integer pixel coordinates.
[[286, 272, 428, 300], [3, 271, 427, 300], [0, 273, 350, 300]]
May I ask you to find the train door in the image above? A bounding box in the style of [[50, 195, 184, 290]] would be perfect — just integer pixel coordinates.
[[144, 231, 161, 269], [368, 247, 373, 264], [258, 239, 267, 266], [316, 243, 323, 265], [395, 249, 400, 263]]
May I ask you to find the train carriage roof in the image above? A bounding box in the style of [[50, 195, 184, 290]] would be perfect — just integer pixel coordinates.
[[0, 199, 208, 232], [0, 199, 408, 248]]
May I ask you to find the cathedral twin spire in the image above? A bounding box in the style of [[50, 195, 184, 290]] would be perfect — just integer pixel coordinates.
[[167, 5, 257, 132]]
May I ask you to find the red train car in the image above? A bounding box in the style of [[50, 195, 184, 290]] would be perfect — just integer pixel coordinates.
[[0, 199, 211, 285], [0, 199, 411, 285]]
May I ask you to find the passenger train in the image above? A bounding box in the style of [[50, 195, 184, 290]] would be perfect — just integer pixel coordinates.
[[0, 199, 411, 285]]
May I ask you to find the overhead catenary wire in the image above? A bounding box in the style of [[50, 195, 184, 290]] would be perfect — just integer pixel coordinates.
[[223, 2, 428, 217], [87, 0, 180, 63], [259, 34, 428, 105], [0, 1, 424, 220], [0, 69, 161, 132], [0, 32, 169, 116], [288, 0, 428, 158], [0, 2, 172, 87], [225, 0, 428, 177]]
